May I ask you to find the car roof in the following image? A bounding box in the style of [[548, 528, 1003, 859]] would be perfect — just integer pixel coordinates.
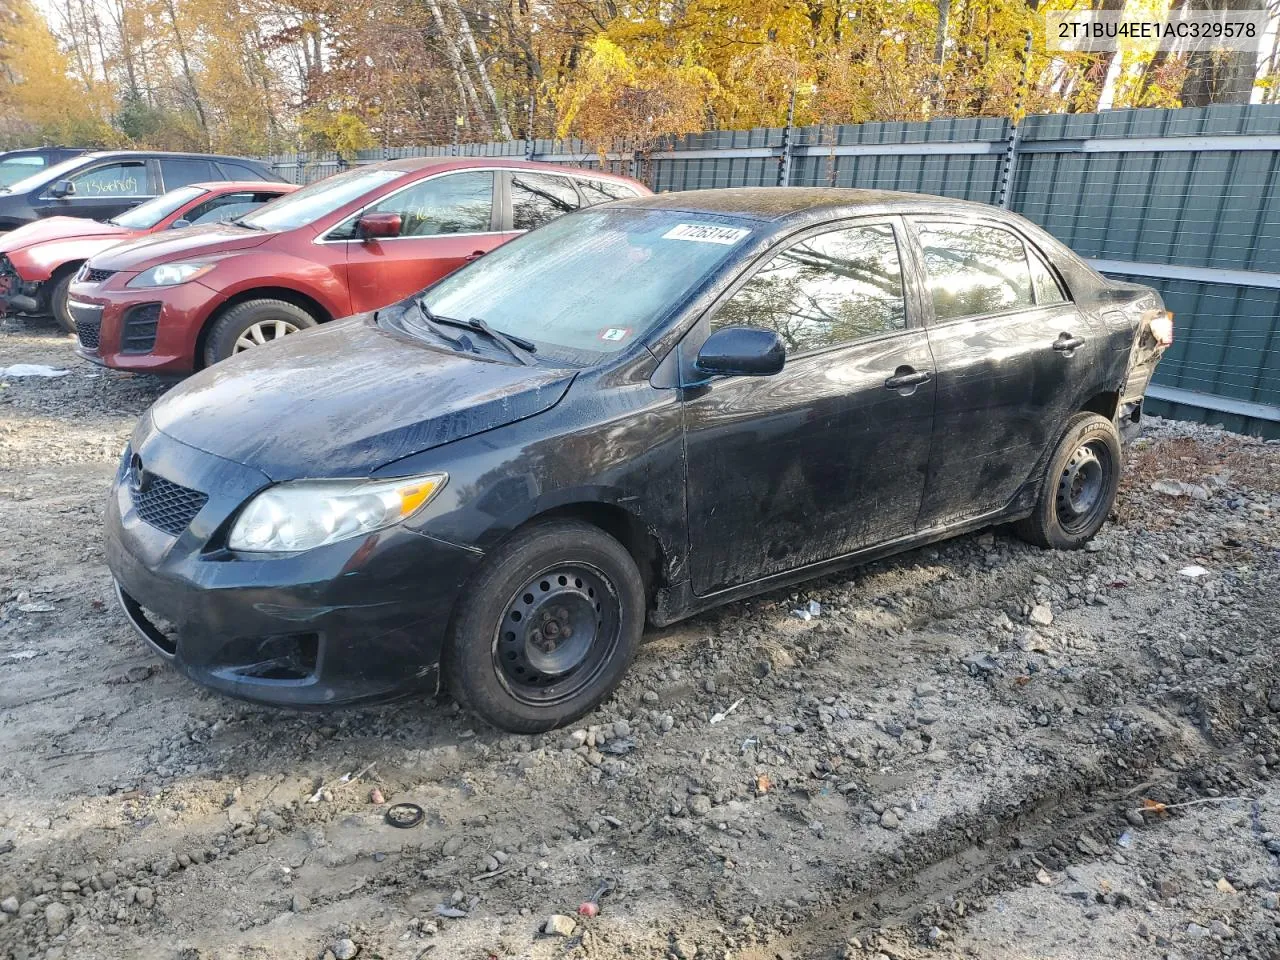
[[76, 150, 268, 164], [189, 181, 298, 193], [371, 155, 643, 185], [611, 187, 1008, 222]]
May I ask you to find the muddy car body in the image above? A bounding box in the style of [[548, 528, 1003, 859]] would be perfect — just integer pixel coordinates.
[[107, 188, 1171, 732]]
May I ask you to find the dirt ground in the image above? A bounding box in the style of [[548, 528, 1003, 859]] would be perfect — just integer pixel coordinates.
[[2, 317, 1279, 960]]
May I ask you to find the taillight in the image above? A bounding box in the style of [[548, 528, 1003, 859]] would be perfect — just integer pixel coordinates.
[[1148, 310, 1174, 347]]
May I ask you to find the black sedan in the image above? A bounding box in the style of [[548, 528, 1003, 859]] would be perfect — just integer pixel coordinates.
[[107, 188, 1171, 732]]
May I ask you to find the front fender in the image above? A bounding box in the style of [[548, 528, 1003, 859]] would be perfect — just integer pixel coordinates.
[[10, 236, 123, 281], [196, 252, 350, 322]]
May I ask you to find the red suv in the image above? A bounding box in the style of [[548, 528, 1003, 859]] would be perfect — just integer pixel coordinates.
[[69, 159, 649, 373]]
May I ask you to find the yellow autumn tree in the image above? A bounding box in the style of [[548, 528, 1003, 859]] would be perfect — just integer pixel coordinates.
[[555, 36, 721, 154], [0, 0, 114, 146]]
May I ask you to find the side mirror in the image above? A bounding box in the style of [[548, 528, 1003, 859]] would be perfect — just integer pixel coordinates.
[[48, 180, 75, 199], [170, 218, 191, 230], [695, 326, 785, 378], [357, 212, 402, 240]]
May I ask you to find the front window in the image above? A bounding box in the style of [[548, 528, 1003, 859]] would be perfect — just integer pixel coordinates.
[[410, 209, 750, 366], [328, 171, 494, 239], [237, 166, 401, 232], [110, 186, 207, 229], [711, 223, 906, 353]]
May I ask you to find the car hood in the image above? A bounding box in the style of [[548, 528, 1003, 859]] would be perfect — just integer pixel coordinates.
[[87, 222, 274, 271], [0, 216, 128, 253], [149, 315, 576, 480]]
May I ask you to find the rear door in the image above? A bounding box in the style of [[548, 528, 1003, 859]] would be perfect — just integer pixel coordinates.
[[682, 217, 936, 594], [907, 217, 1094, 528], [158, 157, 219, 192], [336, 169, 501, 313]]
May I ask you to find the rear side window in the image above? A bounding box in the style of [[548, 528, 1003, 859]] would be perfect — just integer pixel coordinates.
[[578, 178, 640, 206], [160, 158, 217, 189], [511, 172, 580, 230], [216, 161, 272, 181], [1029, 248, 1068, 305], [711, 222, 906, 354], [917, 222, 1035, 321], [69, 161, 151, 198]]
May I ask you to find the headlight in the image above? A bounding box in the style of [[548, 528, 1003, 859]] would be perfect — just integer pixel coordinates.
[[127, 261, 216, 288], [228, 474, 447, 553]]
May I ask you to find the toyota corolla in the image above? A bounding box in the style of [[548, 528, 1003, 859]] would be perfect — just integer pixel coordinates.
[[107, 188, 1171, 732]]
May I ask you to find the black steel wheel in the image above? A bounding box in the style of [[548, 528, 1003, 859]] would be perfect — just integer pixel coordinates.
[[1015, 412, 1122, 550], [446, 520, 645, 732], [493, 563, 621, 706]]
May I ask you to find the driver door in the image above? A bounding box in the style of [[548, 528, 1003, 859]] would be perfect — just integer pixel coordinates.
[[338, 170, 503, 314], [681, 218, 936, 595]]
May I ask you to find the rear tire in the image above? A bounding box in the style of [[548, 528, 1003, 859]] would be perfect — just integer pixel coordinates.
[[1014, 412, 1122, 549], [50, 269, 77, 334], [445, 520, 645, 733], [202, 298, 316, 366]]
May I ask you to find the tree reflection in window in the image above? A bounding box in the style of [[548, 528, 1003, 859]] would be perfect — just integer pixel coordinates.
[[918, 222, 1036, 320], [712, 223, 906, 353]]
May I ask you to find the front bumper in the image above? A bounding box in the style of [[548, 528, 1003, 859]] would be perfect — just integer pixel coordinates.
[[69, 275, 218, 374], [105, 425, 482, 707]]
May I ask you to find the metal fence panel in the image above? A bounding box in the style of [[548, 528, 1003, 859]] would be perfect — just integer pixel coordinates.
[[261, 104, 1280, 436]]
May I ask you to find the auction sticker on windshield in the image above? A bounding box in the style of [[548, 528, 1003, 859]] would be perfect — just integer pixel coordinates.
[[662, 223, 751, 244]]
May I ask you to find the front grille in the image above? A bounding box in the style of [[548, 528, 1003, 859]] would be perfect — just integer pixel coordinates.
[[121, 302, 161, 354], [132, 476, 208, 537], [76, 316, 101, 350], [80, 266, 115, 283]]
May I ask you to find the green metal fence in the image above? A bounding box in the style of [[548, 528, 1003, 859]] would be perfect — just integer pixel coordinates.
[[264, 105, 1280, 437]]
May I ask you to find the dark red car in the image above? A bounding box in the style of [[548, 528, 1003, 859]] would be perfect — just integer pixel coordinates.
[[0, 181, 296, 332], [69, 159, 649, 373]]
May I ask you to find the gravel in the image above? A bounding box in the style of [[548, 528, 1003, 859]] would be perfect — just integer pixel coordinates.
[[3, 321, 1280, 960]]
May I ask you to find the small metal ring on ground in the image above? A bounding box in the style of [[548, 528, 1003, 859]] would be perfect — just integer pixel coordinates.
[[385, 802, 425, 828]]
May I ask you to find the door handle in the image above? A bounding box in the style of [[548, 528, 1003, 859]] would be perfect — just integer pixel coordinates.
[[464, 250, 486, 262], [1053, 334, 1085, 353], [884, 368, 932, 391]]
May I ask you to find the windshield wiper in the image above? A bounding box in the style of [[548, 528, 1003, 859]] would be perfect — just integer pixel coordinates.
[[413, 299, 474, 351], [415, 300, 537, 365], [461, 315, 538, 366]]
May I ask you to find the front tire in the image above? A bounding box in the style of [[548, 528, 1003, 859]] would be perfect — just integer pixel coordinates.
[[445, 520, 645, 733], [202, 298, 316, 366], [1015, 412, 1122, 549], [50, 269, 77, 333]]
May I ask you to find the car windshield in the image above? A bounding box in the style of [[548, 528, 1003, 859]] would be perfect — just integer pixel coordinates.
[[0, 156, 49, 187], [413, 208, 751, 366], [109, 185, 206, 228], [3, 155, 89, 194], [236, 167, 401, 232]]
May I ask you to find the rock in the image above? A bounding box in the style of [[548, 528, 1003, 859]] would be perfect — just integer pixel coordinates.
[[331, 938, 359, 960], [543, 914, 576, 936], [688, 794, 713, 817], [18, 900, 36, 919], [673, 939, 699, 959], [611, 720, 631, 738], [967, 740, 988, 758], [135, 888, 155, 909], [642, 690, 659, 704], [45, 902, 71, 935], [441, 836, 463, 857], [1185, 923, 1211, 940], [0, 896, 17, 914], [291, 894, 310, 912], [880, 810, 900, 830], [1029, 604, 1054, 627], [1210, 920, 1233, 938]]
